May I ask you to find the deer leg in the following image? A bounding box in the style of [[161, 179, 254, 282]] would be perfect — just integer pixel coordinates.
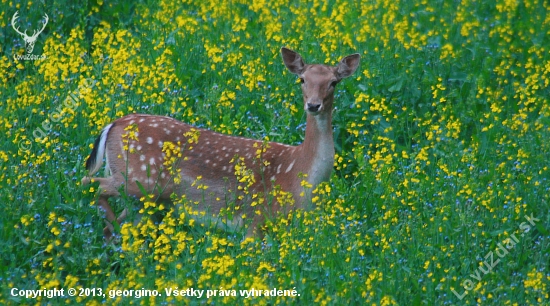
[[245, 214, 266, 239], [92, 177, 125, 241], [97, 195, 117, 241]]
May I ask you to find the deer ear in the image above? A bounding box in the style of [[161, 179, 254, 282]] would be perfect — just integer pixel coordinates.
[[336, 53, 361, 80], [281, 47, 305, 75]]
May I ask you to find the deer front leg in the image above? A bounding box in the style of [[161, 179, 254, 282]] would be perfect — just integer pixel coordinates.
[[245, 214, 266, 239]]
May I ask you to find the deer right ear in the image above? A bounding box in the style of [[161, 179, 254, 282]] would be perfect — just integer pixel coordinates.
[[281, 47, 305, 75], [336, 53, 361, 80]]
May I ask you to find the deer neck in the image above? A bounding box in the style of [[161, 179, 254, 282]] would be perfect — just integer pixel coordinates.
[[297, 108, 335, 187]]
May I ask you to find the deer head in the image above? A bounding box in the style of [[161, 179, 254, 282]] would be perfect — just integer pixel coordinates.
[[11, 11, 49, 54], [281, 47, 361, 116]]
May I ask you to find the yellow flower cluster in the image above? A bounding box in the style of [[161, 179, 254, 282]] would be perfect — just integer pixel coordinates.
[[2, 0, 549, 304]]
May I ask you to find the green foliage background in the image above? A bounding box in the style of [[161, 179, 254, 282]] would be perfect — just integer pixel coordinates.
[[1, 0, 549, 304]]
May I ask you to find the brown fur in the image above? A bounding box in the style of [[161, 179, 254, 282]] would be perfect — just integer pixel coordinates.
[[81, 47, 360, 240]]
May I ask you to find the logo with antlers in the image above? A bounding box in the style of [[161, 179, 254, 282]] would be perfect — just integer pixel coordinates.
[[11, 11, 48, 54]]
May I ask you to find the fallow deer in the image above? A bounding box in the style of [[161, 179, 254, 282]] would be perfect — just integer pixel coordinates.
[[81, 47, 360, 240]]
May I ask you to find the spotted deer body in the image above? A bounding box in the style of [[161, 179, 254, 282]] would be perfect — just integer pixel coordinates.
[[82, 48, 360, 239]]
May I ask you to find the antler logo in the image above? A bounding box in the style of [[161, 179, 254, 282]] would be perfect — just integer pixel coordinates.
[[11, 11, 48, 54]]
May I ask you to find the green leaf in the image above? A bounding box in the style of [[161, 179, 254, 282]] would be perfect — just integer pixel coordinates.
[[388, 77, 404, 92], [135, 180, 148, 197]]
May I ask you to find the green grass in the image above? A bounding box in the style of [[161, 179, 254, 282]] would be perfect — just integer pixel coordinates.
[[1, 0, 549, 305]]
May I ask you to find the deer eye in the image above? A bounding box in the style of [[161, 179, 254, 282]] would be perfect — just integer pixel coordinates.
[[329, 80, 339, 88], [299, 78, 305, 84]]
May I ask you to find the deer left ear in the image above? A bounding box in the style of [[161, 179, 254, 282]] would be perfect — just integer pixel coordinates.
[[336, 53, 361, 80], [281, 47, 306, 75]]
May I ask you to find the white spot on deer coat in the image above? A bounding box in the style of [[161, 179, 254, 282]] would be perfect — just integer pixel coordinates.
[[285, 160, 296, 173], [146, 137, 153, 144]]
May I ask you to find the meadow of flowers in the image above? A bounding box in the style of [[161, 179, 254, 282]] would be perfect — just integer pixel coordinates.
[[1, 0, 549, 304]]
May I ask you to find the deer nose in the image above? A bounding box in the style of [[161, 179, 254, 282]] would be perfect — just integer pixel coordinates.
[[306, 102, 321, 112]]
